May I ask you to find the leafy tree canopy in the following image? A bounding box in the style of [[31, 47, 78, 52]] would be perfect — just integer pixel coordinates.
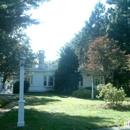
[[0, 0, 49, 82], [86, 36, 127, 83]]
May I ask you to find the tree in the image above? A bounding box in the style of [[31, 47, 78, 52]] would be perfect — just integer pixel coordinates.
[[69, 1, 108, 65], [54, 46, 81, 95], [0, 0, 48, 83], [86, 36, 126, 83], [0, 41, 36, 85], [0, 0, 49, 33], [87, 2, 108, 40], [106, 0, 130, 54], [106, 0, 130, 94]]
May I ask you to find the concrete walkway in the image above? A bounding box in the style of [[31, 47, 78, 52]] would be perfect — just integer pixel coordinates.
[[0, 89, 13, 95], [92, 127, 130, 130], [0, 88, 17, 100], [0, 88, 13, 95], [0, 88, 18, 119]]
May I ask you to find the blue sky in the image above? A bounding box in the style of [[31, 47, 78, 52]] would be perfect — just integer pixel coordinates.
[[26, 0, 106, 61]]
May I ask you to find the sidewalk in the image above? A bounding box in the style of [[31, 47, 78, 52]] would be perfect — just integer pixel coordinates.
[[0, 88, 17, 119], [0, 101, 17, 119], [0, 88, 13, 95], [92, 127, 130, 130], [0, 88, 18, 100]]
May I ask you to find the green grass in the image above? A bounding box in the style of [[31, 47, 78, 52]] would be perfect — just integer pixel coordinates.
[[0, 95, 10, 108], [0, 93, 130, 130]]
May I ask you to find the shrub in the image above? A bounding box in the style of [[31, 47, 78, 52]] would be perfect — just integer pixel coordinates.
[[97, 83, 126, 105], [13, 80, 30, 94], [72, 88, 98, 99]]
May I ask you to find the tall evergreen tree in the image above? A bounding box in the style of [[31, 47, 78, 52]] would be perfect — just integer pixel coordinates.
[[107, 0, 130, 54], [70, 1, 108, 65], [54, 46, 80, 95], [87, 2, 108, 40]]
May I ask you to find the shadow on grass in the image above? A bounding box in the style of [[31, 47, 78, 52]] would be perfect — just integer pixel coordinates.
[[0, 108, 115, 130], [25, 96, 61, 106], [26, 92, 71, 98]]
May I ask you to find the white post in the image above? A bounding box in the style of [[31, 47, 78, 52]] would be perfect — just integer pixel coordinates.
[[91, 75, 94, 100], [17, 63, 25, 127]]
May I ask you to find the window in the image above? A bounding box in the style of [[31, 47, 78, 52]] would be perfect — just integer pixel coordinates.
[[94, 76, 100, 86], [44, 76, 47, 86], [48, 76, 53, 86], [80, 77, 83, 86], [94, 78, 100, 85]]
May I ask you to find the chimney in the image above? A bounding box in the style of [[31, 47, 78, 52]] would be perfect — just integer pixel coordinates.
[[38, 50, 45, 69]]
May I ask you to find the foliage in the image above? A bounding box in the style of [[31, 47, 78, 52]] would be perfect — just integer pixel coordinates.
[[0, 0, 49, 33], [113, 68, 130, 97], [97, 83, 126, 105], [72, 89, 91, 99], [86, 36, 126, 83], [54, 46, 81, 95], [69, 1, 108, 65], [68, 0, 130, 93], [0, 42, 37, 84], [72, 88, 98, 99], [106, 0, 130, 54], [105, 0, 130, 94], [13, 80, 30, 94], [0, 0, 48, 82]]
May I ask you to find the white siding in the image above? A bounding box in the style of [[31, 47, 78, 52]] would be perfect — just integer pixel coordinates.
[[33, 73, 43, 86], [82, 75, 91, 88], [28, 70, 55, 92]]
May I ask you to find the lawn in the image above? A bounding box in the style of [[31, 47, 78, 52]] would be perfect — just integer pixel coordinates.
[[0, 95, 10, 108], [0, 93, 130, 130]]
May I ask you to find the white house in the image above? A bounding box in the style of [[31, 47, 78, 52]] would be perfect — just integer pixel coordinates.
[[27, 50, 56, 92], [26, 50, 104, 92], [79, 67, 104, 89]]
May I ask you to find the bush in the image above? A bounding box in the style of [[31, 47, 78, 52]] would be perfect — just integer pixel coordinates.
[[72, 88, 98, 99], [13, 80, 30, 94], [97, 83, 126, 105]]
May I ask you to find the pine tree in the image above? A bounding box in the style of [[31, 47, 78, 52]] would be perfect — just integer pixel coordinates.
[[107, 0, 130, 54], [69, 1, 108, 65], [54, 46, 80, 95]]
